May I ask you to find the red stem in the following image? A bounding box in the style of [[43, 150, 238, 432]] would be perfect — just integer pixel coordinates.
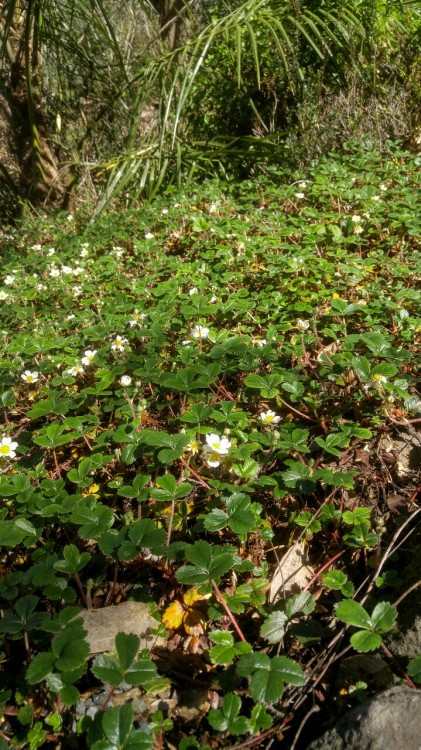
[[166, 499, 175, 546], [211, 580, 247, 643], [304, 550, 345, 591], [179, 457, 211, 490], [278, 397, 314, 421]]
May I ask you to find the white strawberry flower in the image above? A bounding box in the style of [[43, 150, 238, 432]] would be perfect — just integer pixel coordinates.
[[66, 365, 84, 377], [0, 290, 9, 300], [111, 336, 128, 352], [205, 433, 231, 455], [0, 437, 18, 459], [81, 349, 97, 366], [260, 410, 281, 425], [191, 325, 209, 339], [297, 319, 310, 331], [120, 375, 132, 387], [21, 370, 39, 383], [206, 452, 222, 468]]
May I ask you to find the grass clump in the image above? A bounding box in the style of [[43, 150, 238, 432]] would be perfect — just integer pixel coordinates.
[[0, 143, 420, 749]]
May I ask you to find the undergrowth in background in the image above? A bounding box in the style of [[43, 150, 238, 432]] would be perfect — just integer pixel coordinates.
[[0, 143, 420, 749], [1, 0, 420, 217]]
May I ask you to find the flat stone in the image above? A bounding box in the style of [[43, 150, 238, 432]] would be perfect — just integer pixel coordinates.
[[268, 541, 314, 604], [80, 601, 166, 654], [305, 687, 421, 750]]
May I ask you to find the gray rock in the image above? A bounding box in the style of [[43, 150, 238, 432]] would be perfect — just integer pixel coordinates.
[[388, 613, 421, 660], [305, 687, 421, 750], [79, 601, 166, 654]]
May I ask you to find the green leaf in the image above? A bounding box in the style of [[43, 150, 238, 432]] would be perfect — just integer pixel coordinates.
[[209, 553, 238, 581], [314, 433, 346, 457], [203, 508, 229, 533], [185, 541, 212, 570], [232, 458, 260, 479], [150, 475, 191, 501], [228, 716, 250, 735], [350, 630, 383, 652], [26, 652, 56, 684], [18, 704, 34, 726], [209, 631, 234, 648], [116, 632, 140, 671], [271, 656, 305, 686], [260, 612, 288, 643], [70, 503, 114, 539], [207, 709, 228, 732], [249, 666, 285, 703], [249, 704, 272, 733], [92, 654, 123, 687], [281, 380, 305, 401], [52, 626, 90, 671], [128, 519, 166, 551], [60, 684, 80, 706], [322, 570, 348, 590], [124, 652, 162, 689], [371, 363, 398, 377], [322, 570, 354, 597], [175, 565, 209, 586], [286, 592, 316, 618], [225, 493, 257, 535], [407, 655, 421, 684], [352, 356, 371, 380], [244, 373, 283, 398], [370, 602, 397, 633], [14, 594, 39, 620], [282, 461, 312, 487], [102, 704, 134, 746], [0, 520, 31, 547], [53, 544, 90, 574], [336, 600, 372, 630], [236, 652, 270, 676], [222, 693, 241, 721]]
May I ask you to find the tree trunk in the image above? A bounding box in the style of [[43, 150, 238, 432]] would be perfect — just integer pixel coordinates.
[[1, 5, 67, 210], [151, 0, 197, 50]]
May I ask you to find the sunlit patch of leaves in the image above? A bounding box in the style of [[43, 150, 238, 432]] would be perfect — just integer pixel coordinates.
[[0, 144, 420, 748]]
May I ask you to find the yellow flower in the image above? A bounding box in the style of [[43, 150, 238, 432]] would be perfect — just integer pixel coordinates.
[[185, 439, 200, 455], [83, 483, 100, 497]]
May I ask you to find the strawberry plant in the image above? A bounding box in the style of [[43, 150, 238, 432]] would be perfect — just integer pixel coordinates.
[[0, 143, 419, 749]]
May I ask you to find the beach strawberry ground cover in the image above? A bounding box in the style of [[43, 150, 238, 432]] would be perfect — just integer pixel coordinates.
[[0, 142, 420, 749]]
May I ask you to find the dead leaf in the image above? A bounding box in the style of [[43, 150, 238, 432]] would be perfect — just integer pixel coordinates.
[[176, 687, 210, 722], [80, 601, 166, 654], [268, 541, 314, 604], [162, 588, 208, 636]]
